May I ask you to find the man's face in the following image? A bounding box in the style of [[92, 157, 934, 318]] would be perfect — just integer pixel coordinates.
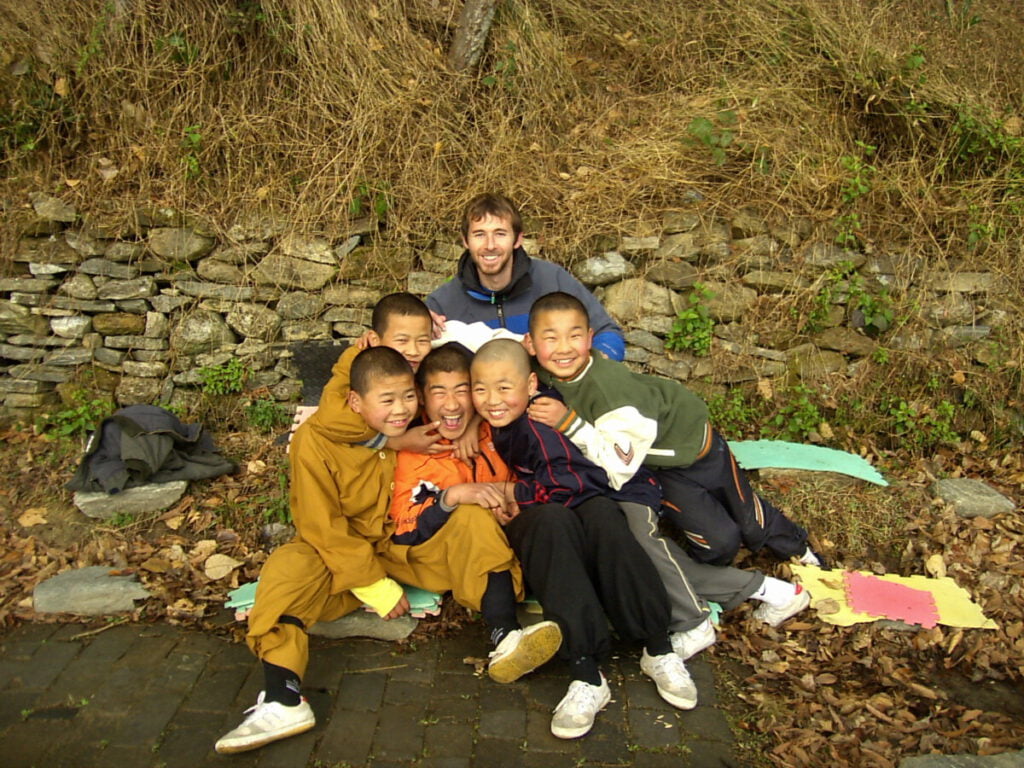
[[372, 314, 433, 372], [471, 359, 535, 428], [421, 369, 473, 441], [463, 213, 523, 292], [348, 374, 418, 437], [526, 308, 593, 380]]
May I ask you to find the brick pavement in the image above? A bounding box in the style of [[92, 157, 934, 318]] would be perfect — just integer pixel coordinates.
[[0, 620, 741, 768]]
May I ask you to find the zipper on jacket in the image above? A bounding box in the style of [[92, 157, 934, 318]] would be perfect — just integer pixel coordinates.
[[496, 299, 505, 328]]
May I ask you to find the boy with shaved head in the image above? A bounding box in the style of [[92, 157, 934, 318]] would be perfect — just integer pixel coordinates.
[[471, 339, 696, 739]]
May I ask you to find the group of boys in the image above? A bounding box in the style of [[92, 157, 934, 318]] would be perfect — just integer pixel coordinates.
[[215, 195, 819, 754]]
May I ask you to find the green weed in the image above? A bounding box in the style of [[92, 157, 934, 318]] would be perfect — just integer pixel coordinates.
[[181, 124, 203, 180], [764, 383, 823, 441], [686, 110, 738, 166], [482, 42, 519, 89], [155, 32, 200, 66], [246, 398, 290, 433], [885, 398, 960, 452], [835, 141, 876, 248], [198, 358, 246, 395], [349, 180, 392, 220], [665, 283, 714, 356], [707, 388, 762, 438], [109, 511, 136, 528], [36, 391, 115, 439]]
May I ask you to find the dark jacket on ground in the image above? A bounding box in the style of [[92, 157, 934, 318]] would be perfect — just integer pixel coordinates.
[[425, 246, 625, 360], [67, 405, 237, 494]]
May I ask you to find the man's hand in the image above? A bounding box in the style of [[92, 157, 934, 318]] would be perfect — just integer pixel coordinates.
[[527, 396, 568, 428], [429, 310, 447, 339], [386, 422, 452, 454], [383, 593, 410, 620]]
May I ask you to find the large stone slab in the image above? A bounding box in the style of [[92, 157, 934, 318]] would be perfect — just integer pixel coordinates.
[[310, 611, 418, 641], [931, 478, 1016, 519], [33, 565, 151, 614], [73, 480, 189, 519], [899, 751, 1024, 768]]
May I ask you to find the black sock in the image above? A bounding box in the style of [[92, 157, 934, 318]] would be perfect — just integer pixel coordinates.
[[644, 634, 673, 657], [568, 655, 602, 686], [262, 661, 302, 706], [481, 571, 519, 647]]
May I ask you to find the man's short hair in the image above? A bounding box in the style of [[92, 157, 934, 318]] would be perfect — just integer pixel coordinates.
[[416, 342, 473, 388], [350, 346, 413, 395], [528, 291, 590, 334], [473, 338, 531, 377], [461, 193, 523, 241], [371, 293, 432, 335]]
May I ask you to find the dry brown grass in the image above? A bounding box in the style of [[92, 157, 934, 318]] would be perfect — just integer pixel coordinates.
[[1, 0, 1022, 269]]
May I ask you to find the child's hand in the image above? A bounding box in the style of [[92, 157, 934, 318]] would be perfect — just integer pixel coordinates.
[[383, 593, 410, 620], [386, 422, 452, 454], [445, 482, 507, 513], [527, 396, 567, 428], [451, 413, 482, 462], [494, 501, 520, 525], [429, 310, 447, 339], [354, 330, 374, 350]]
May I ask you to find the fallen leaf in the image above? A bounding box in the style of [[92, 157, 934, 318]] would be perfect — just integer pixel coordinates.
[[164, 515, 184, 531], [140, 557, 173, 573], [246, 460, 267, 475], [53, 76, 68, 96], [925, 553, 946, 578], [18, 507, 48, 527], [814, 598, 841, 615], [204, 553, 243, 580], [757, 378, 774, 400]]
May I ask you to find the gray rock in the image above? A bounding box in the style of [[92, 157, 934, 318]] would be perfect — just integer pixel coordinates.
[[323, 284, 382, 307], [169, 310, 237, 355], [131, 350, 168, 363], [310, 611, 418, 641], [79, 258, 140, 280], [4, 391, 59, 408], [654, 233, 700, 262], [93, 312, 146, 335], [249, 370, 282, 388], [104, 241, 146, 262], [921, 292, 976, 328], [632, 314, 675, 336], [624, 329, 665, 354], [322, 306, 372, 324], [813, 327, 878, 358], [148, 227, 216, 262], [332, 322, 370, 338], [226, 215, 288, 241], [731, 206, 768, 238], [235, 339, 277, 369], [280, 320, 333, 342], [196, 258, 245, 284], [116, 299, 150, 314], [9, 364, 73, 382], [277, 292, 324, 320], [28, 262, 70, 276], [59, 273, 99, 300], [899, 751, 1024, 768], [122, 361, 168, 378], [74, 480, 189, 520], [662, 211, 701, 234], [702, 281, 757, 322], [115, 375, 164, 405], [931, 478, 1016, 519], [145, 312, 170, 339], [5, 334, 75, 348], [260, 522, 296, 548], [603, 279, 676, 323], [1, 301, 49, 335], [252, 253, 336, 291], [29, 192, 77, 223], [33, 566, 151, 614], [15, 236, 81, 265], [0, 344, 46, 362], [407, 271, 446, 295], [648, 355, 693, 381], [921, 272, 1009, 294], [0, 378, 51, 394], [741, 270, 809, 292], [46, 348, 94, 366], [93, 347, 126, 367], [334, 235, 361, 262], [769, 218, 814, 247], [49, 316, 92, 339], [174, 279, 253, 301], [271, 377, 303, 401], [573, 252, 634, 286], [802, 242, 865, 271], [149, 294, 193, 314], [96, 277, 157, 301], [280, 235, 335, 264], [227, 303, 282, 342], [620, 235, 660, 252], [63, 231, 105, 257], [937, 325, 991, 348], [0, 278, 57, 293], [212, 241, 269, 264], [786, 343, 847, 379], [624, 346, 651, 364]]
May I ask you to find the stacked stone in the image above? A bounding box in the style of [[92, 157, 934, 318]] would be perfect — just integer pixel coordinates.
[[0, 195, 1013, 422]]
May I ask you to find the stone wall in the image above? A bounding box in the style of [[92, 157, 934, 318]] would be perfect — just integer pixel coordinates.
[[0, 194, 1015, 421]]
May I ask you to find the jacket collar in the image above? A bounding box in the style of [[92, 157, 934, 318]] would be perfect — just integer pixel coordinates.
[[457, 246, 532, 301]]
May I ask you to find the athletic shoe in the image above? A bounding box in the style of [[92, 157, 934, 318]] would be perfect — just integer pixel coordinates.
[[670, 617, 716, 660], [550, 676, 611, 739], [488, 620, 563, 684], [798, 546, 829, 568], [753, 584, 811, 628], [215, 692, 315, 754], [640, 649, 698, 710]]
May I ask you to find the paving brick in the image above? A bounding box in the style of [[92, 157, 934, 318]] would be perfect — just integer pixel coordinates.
[[4, 634, 81, 691], [336, 670, 386, 711], [684, 739, 740, 768], [373, 702, 425, 761], [180, 661, 251, 713], [0, 688, 43, 732], [76, 625, 138, 663], [253, 724, 317, 768], [0, 623, 61, 660], [388, 645, 439, 684], [474, 737, 524, 767], [478, 707, 526, 740], [314, 707, 377, 766], [156, 708, 224, 767], [580, 723, 634, 764], [524, 707, 564, 752], [420, 758, 471, 768], [628, 706, 685, 749], [383, 679, 431, 712], [433, 670, 483, 699], [678, 703, 735, 744], [89, 743, 159, 768], [0, 717, 72, 767], [522, 751, 584, 768], [622, 677, 667, 709], [689, 657, 719, 707], [424, 722, 475, 759], [428, 690, 480, 722]]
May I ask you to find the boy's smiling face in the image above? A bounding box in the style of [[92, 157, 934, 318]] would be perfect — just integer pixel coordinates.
[[348, 373, 418, 437], [471, 358, 536, 428], [526, 307, 593, 380], [421, 369, 473, 441], [371, 314, 433, 372]]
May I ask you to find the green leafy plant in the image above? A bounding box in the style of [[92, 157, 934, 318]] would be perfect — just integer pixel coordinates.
[[885, 398, 960, 452], [706, 388, 762, 437], [665, 283, 715, 356], [198, 357, 247, 395], [834, 141, 876, 247], [37, 391, 115, 438], [946, 0, 981, 31], [259, 467, 291, 525], [76, 2, 116, 73], [686, 110, 738, 166], [109, 511, 136, 528], [482, 42, 519, 89], [155, 32, 200, 66], [764, 383, 823, 441], [349, 180, 392, 219], [181, 124, 203, 179], [246, 398, 290, 433]]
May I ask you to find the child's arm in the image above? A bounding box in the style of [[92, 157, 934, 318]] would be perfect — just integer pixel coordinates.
[[511, 420, 603, 509], [391, 470, 507, 546], [528, 397, 658, 491]]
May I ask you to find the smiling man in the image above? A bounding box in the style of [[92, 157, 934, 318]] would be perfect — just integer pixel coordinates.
[[426, 193, 625, 361]]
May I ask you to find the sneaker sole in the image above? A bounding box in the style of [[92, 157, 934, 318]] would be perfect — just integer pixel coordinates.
[[214, 718, 315, 754], [550, 687, 611, 739], [758, 587, 812, 628], [651, 684, 698, 710], [488, 621, 562, 684]]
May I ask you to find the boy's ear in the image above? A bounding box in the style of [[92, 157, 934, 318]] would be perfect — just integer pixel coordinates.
[[522, 333, 536, 355], [527, 372, 538, 396], [348, 389, 363, 414], [366, 330, 381, 347]]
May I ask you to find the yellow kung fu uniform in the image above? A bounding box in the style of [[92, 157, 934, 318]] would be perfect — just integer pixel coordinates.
[[246, 349, 522, 678]]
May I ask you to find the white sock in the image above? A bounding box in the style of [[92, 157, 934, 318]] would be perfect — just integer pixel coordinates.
[[798, 546, 821, 566], [752, 577, 797, 608]]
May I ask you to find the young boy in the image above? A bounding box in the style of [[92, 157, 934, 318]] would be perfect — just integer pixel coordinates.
[[525, 292, 820, 613], [471, 339, 696, 739], [389, 342, 562, 683]]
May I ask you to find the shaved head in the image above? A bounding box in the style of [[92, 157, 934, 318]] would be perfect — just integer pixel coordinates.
[[472, 339, 531, 376]]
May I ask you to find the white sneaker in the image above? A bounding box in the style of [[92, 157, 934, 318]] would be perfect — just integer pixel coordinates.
[[550, 676, 611, 739], [640, 649, 698, 710], [488, 621, 562, 684], [753, 584, 811, 628], [670, 617, 716, 660], [215, 692, 315, 754]]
